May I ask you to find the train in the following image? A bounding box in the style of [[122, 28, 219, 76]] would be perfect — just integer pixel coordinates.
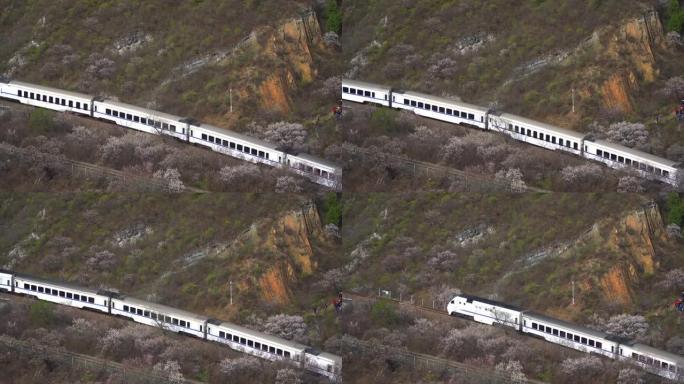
[[342, 79, 683, 188], [0, 78, 342, 190], [0, 269, 343, 381], [447, 294, 683, 381]]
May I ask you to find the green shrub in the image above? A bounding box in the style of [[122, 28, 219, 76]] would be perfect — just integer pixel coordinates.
[[666, 192, 684, 226], [29, 301, 55, 327], [370, 299, 398, 327], [666, 0, 684, 33], [325, 0, 342, 34], [322, 193, 342, 226], [28, 108, 55, 134]]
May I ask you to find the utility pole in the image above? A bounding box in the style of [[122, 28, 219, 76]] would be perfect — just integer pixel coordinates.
[[572, 280, 575, 305], [571, 88, 575, 114], [229, 88, 233, 113], [230, 281, 233, 305]]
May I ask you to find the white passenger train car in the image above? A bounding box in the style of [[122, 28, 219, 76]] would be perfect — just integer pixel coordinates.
[[622, 342, 684, 381], [0, 80, 92, 116], [341, 79, 392, 107], [583, 139, 679, 185], [10, 273, 110, 313], [493, 113, 585, 156], [93, 99, 188, 140], [392, 91, 488, 129], [189, 122, 282, 166], [111, 295, 208, 339]]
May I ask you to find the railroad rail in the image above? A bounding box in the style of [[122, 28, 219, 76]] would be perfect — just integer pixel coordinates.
[[0, 334, 201, 384]]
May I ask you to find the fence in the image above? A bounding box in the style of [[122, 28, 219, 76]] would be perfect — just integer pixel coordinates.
[[0, 142, 206, 193], [0, 335, 200, 384]]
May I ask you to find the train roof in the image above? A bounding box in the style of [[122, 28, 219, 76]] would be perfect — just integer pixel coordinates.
[[10, 80, 93, 100], [99, 99, 185, 123], [309, 350, 343, 365], [630, 343, 684, 365], [397, 90, 490, 113], [458, 294, 523, 312], [216, 321, 308, 351], [10, 271, 106, 296], [342, 79, 392, 92], [524, 311, 610, 339], [587, 139, 680, 168], [196, 123, 280, 151], [499, 113, 587, 140], [291, 152, 340, 170], [116, 295, 210, 323]]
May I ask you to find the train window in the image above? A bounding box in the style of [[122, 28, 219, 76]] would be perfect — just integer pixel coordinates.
[[574, 335, 580, 342], [180, 320, 186, 327], [30, 92, 35, 99], [75, 102, 81, 109], [411, 100, 417, 107], [84, 104, 88, 111], [59, 291, 65, 297], [610, 154, 617, 161], [137, 309, 143, 315], [284, 351, 291, 358], [208, 136, 214, 143], [61, 99, 66, 106], [588, 340, 594, 347], [162, 123, 168, 130], [37, 286, 44, 293], [105, 109, 111, 115], [445, 108, 452, 115], [82, 296, 89, 302], [201, 134, 207, 140], [170, 125, 176, 132], [236, 144, 243, 151], [439, 107, 445, 113], [417, 102, 424, 108], [258, 151, 265, 158], [617, 156, 624, 163], [403, 99, 409, 105], [144, 311, 150, 317], [172, 318, 179, 325], [66, 292, 73, 299], [123, 305, 129, 311], [243, 146, 250, 153], [531, 323, 537, 330], [632, 352, 638, 359], [221, 139, 227, 146], [113, 111, 119, 117], [468, 113, 474, 120], [581, 337, 587, 344], [220, 331, 225, 338], [431, 105, 437, 112], [596, 149, 602, 157], [42, 95, 47, 102], [424, 103, 430, 110], [229, 142, 236, 149], [508, 124, 513, 130], [68, 100, 73, 107], [552, 329, 558, 336], [72, 294, 80, 301], [255, 342, 261, 349], [663, 170, 670, 178], [239, 337, 246, 345], [277, 349, 283, 356], [18, 90, 23, 97], [350, 88, 356, 95], [342, 87, 349, 93], [647, 165, 654, 173], [251, 148, 257, 155], [372, 92, 376, 98], [559, 330, 565, 338], [269, 346, 276, 353], [133, 116, 139, 123], [596, 342, 602, 349], [662, 362, 668, 369], [29, 284, 36, 291], [364, 91, 370, 97], [247, 340, 253, 347], [545, 326, 551, 333]]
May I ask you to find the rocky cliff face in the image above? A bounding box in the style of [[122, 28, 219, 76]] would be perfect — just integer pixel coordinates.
[[561, 203, 667, 313], [219, 9, 324, 120], [226, 201, 329, 306]]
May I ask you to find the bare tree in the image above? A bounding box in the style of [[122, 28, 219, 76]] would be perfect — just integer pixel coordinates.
[[616, 176, 645, 192], [660, 76, 684, 99]]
